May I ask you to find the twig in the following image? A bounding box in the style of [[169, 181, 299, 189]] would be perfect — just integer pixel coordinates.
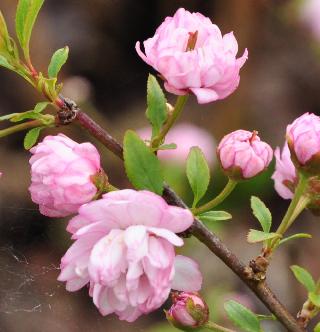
[[58, 99, 306, 332]]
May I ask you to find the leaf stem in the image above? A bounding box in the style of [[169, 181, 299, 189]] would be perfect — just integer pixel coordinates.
[[205, 321, 236, 332], [192, 178, 237, 215], [0, 119, 43, 137], [272, 173, 309, 243], [151, 94, 189, 148]]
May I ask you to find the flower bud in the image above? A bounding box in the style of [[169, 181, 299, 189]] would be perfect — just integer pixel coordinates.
[[29, 134, 103, 217], [166, 292, 209, 329], [286, 113, 320, 174], [217, 130, 273, 180], [272, 143, 297, 199]]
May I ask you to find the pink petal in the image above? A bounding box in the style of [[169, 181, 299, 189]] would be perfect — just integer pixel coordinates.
[[171, 255, 202, 291]]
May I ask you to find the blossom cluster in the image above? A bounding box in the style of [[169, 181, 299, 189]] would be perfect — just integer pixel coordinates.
[[4, 5, 320, 328]]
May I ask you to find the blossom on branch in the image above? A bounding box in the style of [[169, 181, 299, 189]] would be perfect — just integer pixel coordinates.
[[58, 189, 202, 322], [272, 143, 297, 199], [217, 130, 273, 180], [29, 134, 102, 217], [138, 123, 216, 166], [136, 8, 248, 104], [287, 112, 320, 174]]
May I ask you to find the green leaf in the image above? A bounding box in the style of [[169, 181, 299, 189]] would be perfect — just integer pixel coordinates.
[[15, 0, 45, 60], [247, 229, 281, 244], [224, 300, 261, 332], [198, 211, 232, 223], [279, 233, 312, 246], [309, 293, 320, 307], [250, 196, 272, 232], [11, 110, 42, 122], [314, 322, 320, 332], [0, 55, 14, 70], [123, 130, 164, 195], [33, 101, 50, 113], [146, 74, 167, 138], [0, 11, 12, 54], [290, 265, 316, 292], [48, 46, 69, 78], [186, 146, 210, 207], [23, 126, 42, 150]]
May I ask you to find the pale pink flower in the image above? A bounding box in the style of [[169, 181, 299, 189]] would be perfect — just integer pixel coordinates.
[[136, 8, 248, 104], [272, 143, 297, 199], [167, 292, 208, 328], [286, 113, 320, 171], [138, 123, 215, 165], [29, 134, 101, 217], [58, 189, 202, 322], [217, 130, 273, 179], [300, 0, 320, 41]]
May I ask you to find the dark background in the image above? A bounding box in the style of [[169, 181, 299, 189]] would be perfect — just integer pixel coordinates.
[[0, 1, 320, 331]]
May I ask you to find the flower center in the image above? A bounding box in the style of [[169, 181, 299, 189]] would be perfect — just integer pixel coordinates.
[[185, 31, 198, 52]]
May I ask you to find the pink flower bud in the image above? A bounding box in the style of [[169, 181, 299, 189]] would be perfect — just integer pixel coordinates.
[[167, 292, 209, 329], [136, 8, 248, 104], [29, 134, 102, 217], [217, 130, 273, 180], [286, 113, 320, 174], [272, 143, 297, 199], [58, 190, 202, 322]]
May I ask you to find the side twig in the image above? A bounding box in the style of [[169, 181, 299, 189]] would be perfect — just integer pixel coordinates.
[[57, 99, 306, 332]]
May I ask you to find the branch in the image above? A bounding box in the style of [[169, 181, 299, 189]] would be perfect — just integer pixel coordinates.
[[57, 100, 306, 332]]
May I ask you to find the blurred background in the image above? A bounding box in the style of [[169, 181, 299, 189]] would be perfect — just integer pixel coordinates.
[[1, 0, 320, 331]]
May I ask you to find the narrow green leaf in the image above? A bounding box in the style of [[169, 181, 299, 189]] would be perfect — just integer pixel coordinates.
[[0, 11, 12, 54], [123, 130, 164, 195], [290, 265, 316, 292], [48, 46, 69, 78], [146, 74, 167, 138], [198, 211, 232, 223], [24, 126, 42, 150], [309, 293, 320, 307], [247, 229, 281, 244], [11, 110, 42, 122], [186, 146, 210, 207], [224, 300, 261, 332], [15, 0, 45, 60], [279, 233, 312, 246], [314, 322, 320, 332], [250, 196, 272, 232], [33, 101, 50, 113], [0, 55, 14, 70]]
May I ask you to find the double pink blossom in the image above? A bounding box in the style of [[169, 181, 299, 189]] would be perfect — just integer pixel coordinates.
[[286, 113, 320, 172], [138, 123, 216, 166], [272, 143, 297, 199], [217, 130, 273, 179], [58, 189, 202, 322], [300, 0, 320, 41], [29, 134, 101, 217], [136, 8, 248, 104]]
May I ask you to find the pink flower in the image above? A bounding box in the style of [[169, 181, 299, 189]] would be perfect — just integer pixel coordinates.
[[300, 0, 320, 41], [217, 130, 273, 179], [272, 143, 297, 199], [136, 8, 248, 104], [286, 113, 320, 173], [58, 189, 202, 322], [29, 134, 101, 217], [138, 123, 215, 166], [167, 292, 208, 328]]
